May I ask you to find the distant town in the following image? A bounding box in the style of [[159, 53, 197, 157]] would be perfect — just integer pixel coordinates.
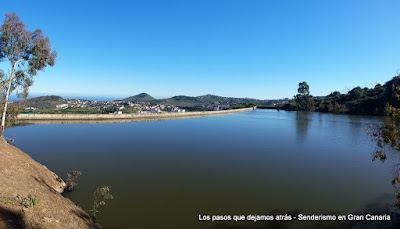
[[16, 93, 279, 115], [24, 99, 190, 114]]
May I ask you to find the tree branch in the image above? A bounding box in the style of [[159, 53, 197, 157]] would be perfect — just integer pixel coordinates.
[[0, 65, 33, 91]]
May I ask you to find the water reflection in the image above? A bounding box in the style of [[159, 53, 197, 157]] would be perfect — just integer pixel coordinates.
[[18, 116, 211, 125], [296, 111, 310, 142], [4, 110, 396, 229], [209, 193, 399, 229]]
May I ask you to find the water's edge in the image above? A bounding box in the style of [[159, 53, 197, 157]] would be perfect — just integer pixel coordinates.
[[0, 140, 99, 228], [17, 107, 256, 124]]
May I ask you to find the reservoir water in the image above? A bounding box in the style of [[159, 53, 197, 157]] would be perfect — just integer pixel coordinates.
[[4, 110, 399, 228]]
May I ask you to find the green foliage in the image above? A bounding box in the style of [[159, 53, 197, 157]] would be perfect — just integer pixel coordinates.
[[320, 79, 394, 115], [121, 107, 138, 113], [33, 107, 103, 114], [225, 103, 256, 110], [103, 105, 118, 114], [308, 97, 315, 112], [328, 102, 333, 112], [294, 81, 313, 111], [15, 194, 36, 208], [18, 95, 65, 110], [366, 82, 400, 209], [124, 93, 155, 102], [18, 93, 290, 113], [0, 13, 57, 136], [125, 93, 288, 109], [90, 185, 113, 218], [327, 91, 341, 99], [297, 81, 310, 95], [0, 101, 21, 128], [280, 75, 400, 115], [0, 13, 57, 77]]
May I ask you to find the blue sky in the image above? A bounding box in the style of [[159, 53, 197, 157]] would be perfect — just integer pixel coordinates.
[[1, 0, 400, 100]]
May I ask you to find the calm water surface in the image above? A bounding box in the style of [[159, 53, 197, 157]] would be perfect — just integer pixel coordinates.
[[4, 110, 399, 228]]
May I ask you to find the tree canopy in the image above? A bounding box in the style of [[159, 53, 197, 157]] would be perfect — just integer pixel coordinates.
[[280, 75, 400, 115], [294, 81, 313, 111], [0, 13, 57, 136]]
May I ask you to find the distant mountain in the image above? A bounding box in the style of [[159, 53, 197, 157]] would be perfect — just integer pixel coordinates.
[[18, 95, 65, 110], [17, 93, 288, 111], [124, 93, 155, 102], [157, 94, 284, 108], [123, 93, 288, 109]]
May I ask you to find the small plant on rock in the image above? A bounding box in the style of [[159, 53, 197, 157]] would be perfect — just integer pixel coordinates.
[[16, 194, 36, 208]]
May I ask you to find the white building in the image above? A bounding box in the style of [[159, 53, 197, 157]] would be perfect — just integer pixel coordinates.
[[171, 107, 186, 112], [56, 104, 69, 109]]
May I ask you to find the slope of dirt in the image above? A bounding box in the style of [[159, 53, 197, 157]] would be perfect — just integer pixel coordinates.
[[0, 139, 99, 229]]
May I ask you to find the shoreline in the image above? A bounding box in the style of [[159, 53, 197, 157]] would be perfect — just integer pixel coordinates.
[[17, 107, 256, 124], [0, 140, 99, 228], [0, 107, 256, 228]]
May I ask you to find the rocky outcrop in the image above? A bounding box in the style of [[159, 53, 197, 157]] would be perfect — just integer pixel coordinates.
[[0, 140, 99, 229]]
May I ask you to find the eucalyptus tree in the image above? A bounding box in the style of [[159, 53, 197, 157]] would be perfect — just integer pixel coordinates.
[[0, 13, 57, 136], [295, 81, 313, 111]]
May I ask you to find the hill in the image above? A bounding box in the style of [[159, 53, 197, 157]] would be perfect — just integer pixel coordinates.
[[124, 93, 155, 102], [320, 77, 397, 115], [280, 75, 400, 115], [157, 94, 269, 107], [17, 95, 65, 110], [17, 93, 289, 112], [123, 93, 288, 110]]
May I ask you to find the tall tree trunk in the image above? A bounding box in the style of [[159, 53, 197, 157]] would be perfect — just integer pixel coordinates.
[[1, 67, 15, 137]]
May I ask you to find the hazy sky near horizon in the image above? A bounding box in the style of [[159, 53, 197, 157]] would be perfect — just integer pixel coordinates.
[[1, 0, 400, 100]]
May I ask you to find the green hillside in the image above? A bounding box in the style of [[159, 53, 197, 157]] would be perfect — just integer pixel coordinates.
[[320, 76, 400, 115], [123, 93, 288, 110], [17, 95, 66, 110], [18, 93, 288, 112], [124, 93, 155, 102], [279, 75, 400, 116], [157, 94, 270, 107]]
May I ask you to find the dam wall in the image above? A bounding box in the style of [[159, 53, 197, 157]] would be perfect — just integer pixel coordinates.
[[17, 107, 256, 123]]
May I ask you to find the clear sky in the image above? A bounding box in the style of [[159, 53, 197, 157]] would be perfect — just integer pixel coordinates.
[[1, 0, 400, 100]]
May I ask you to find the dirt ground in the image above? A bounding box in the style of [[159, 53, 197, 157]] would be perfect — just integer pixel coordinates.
[[0, 139, 99, 229]]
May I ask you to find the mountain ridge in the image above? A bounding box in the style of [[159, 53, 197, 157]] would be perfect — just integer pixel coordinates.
[[18, 95, 65, 110], [17, 93, 288, 110], [123, 93, 287, 107], [124, 93, 155, 102]]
